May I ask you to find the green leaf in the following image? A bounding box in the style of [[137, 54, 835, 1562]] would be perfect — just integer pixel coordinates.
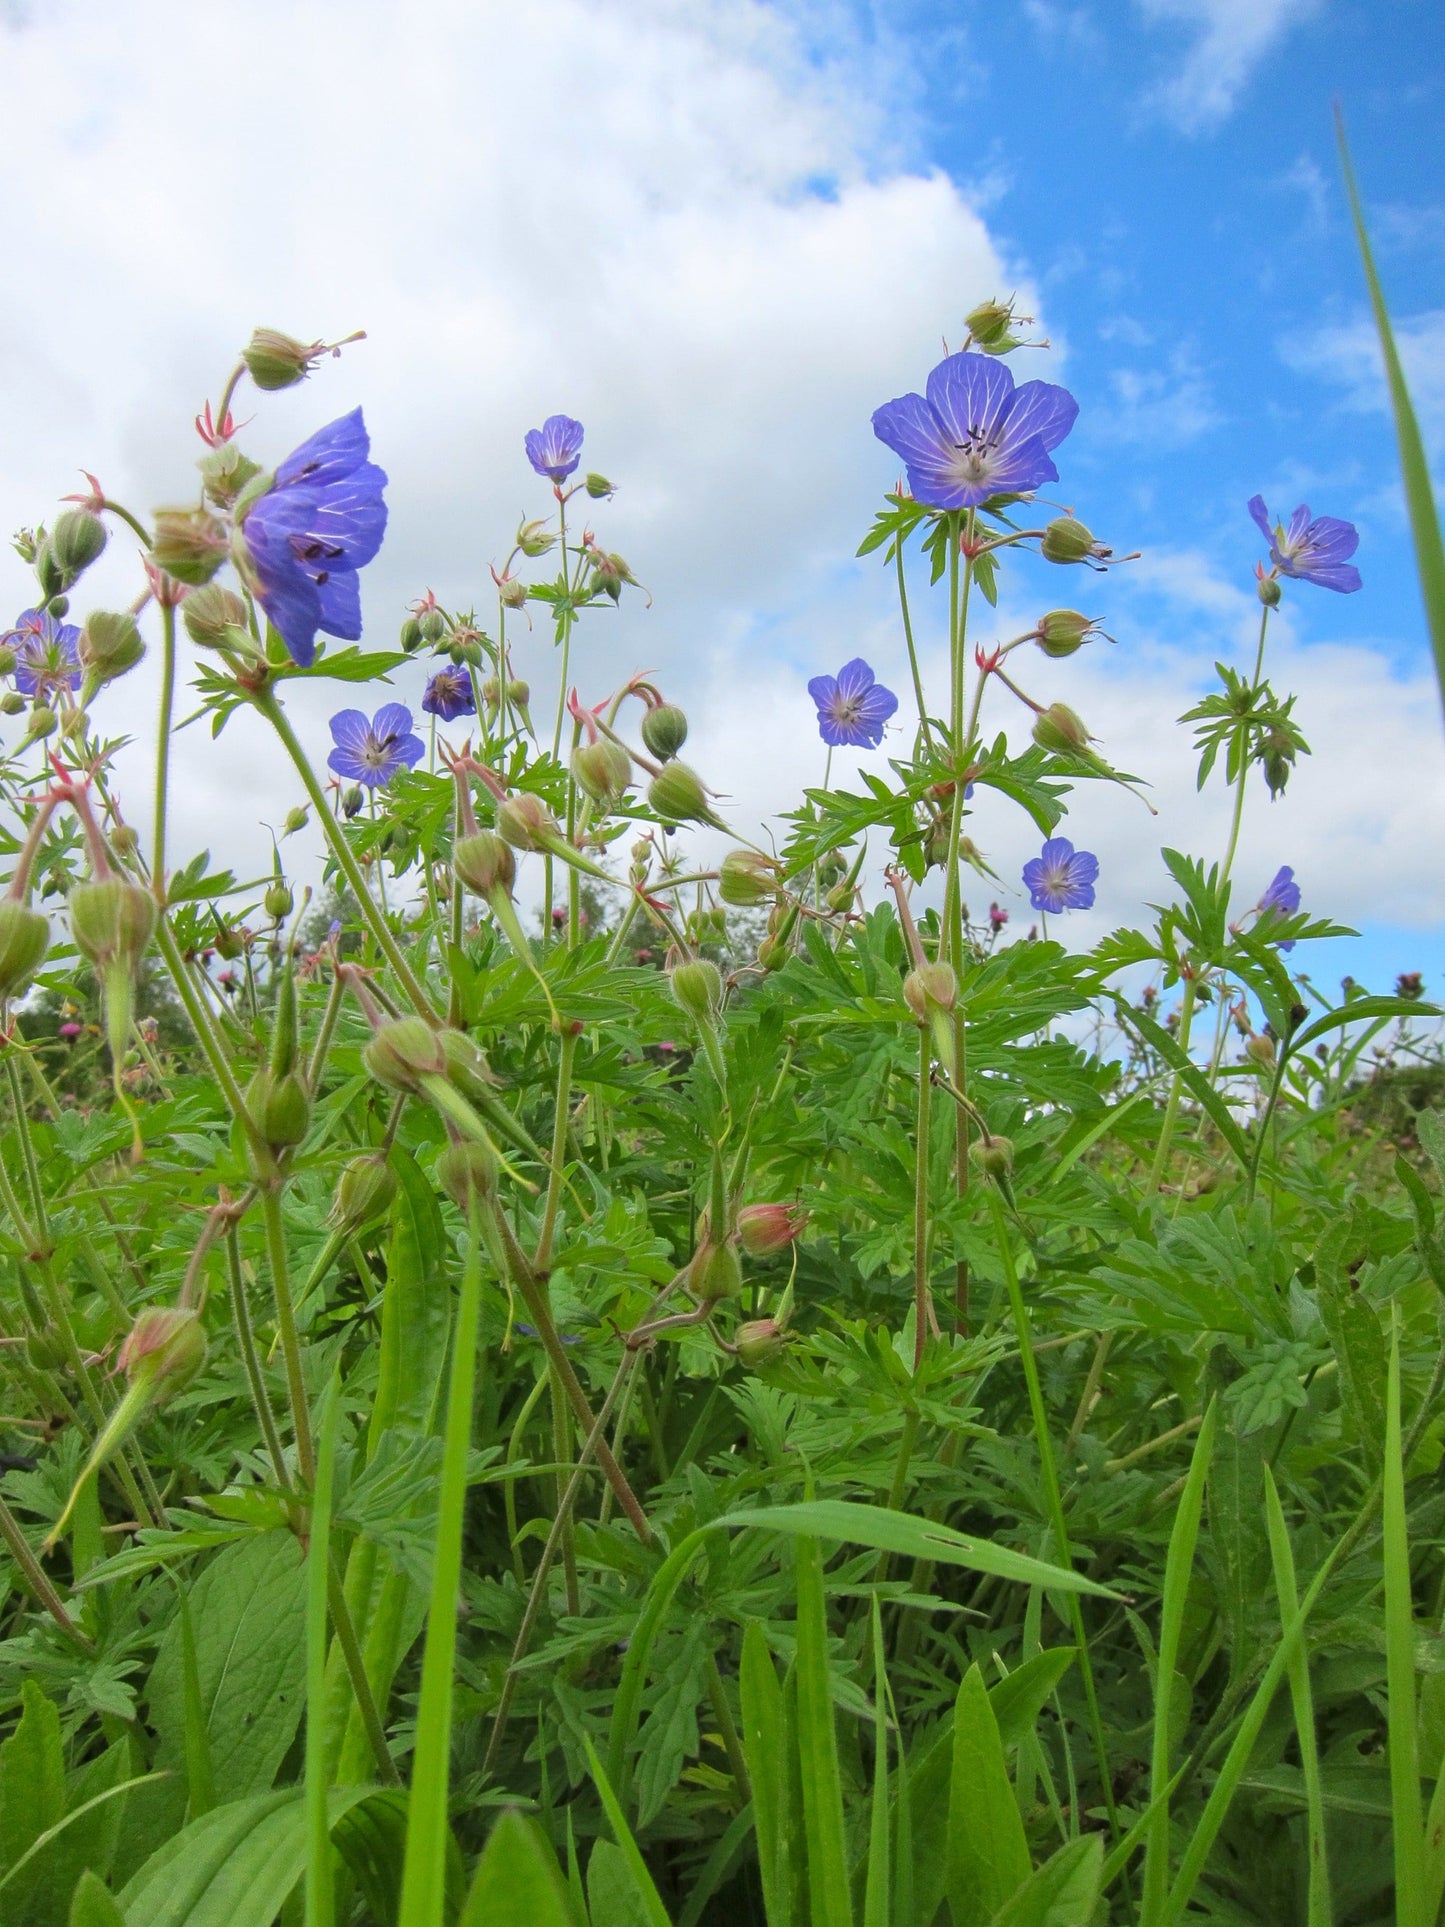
[[863, 1600, 891, 1927], [1290, 996, 1442, 1059], [1113, 999, 1251, 1172], [990, 1834, 1103, 1927], [740, 1622, 796, 1927], [1314, 1216, 1387, 1473], [460, 1811, 578, 1926], [0, 1679, 66, 1878], [305, 1379, 341, 1927], [176, 1586, 215, 1823], [793, 1531, 852, 1927], [1262, 1466, 1331, 1927], [583, 1743, 673, 1927], [292, 647, 411, 684], [69, 1872, 125, 1927], [989, 1650, 1077, 1750], [1384, 1328, 1428, 1927], [946, 1664, 1030, 1927]]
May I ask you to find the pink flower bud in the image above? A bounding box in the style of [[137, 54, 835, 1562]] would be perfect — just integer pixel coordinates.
[[737, 1202, 807, 1257]]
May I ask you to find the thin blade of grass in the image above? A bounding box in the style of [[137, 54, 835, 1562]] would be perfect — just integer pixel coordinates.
[[947, 1663, 1031, 1927], [794, 1531, 853, 1927], [1262, 1463, 1332, 1927], [740, 1620, 795, 1927], [177, 1583, 215, 1822], [458, 1810, 577, 1926], [863, 1597, 890, 1927], [305, 1375, 341, 1927], [1384, 1328, 1427, 1927], [584, 1738, 675, 1927]]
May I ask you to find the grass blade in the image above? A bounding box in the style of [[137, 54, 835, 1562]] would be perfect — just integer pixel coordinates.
[[793, 1530, 853, 1927], [459, 1810, 577, 1926], [947, 1663, 1031, 1927], [1262, 1464, 1332, 1926], [1384, 1328, 1427, 1927], [740, 1620, 795, 1927], [863, 1598, 890, 1927], [176, 1584, 215, 1822], [398, 1217, 483, 1927], [1140, 1399, 1217, 1925], [305, 1376, 341, 1927], [584, 1739, 675, 1927]]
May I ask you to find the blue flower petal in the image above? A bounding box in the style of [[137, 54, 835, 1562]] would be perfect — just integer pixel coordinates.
[[329, 708, 372, 751], [925, 352, 1014, 450], [1247, 495, 1274, 543], [1001, 378, 1078, 455], [835, 658, 875, 702]]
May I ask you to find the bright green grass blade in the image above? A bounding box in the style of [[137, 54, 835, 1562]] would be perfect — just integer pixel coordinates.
[[793, 1531, 853, 1927], [674, 1804, 757, 1927], [740, 1621, 795, 1927], [398, 1218, 483, 1927], [70, 1869, 126, 1926], [1140, 1399, 1217, 1926], [1337, 109, 1445, 725], [889, 1677, 915, 1927], [584, 1739, 674, 1927], [990, 1834, 1103, 1927], [947, 1663, 1031, 1927], [1262, 1464, 1332, 1927], [863, 1598, 890, 1927], [176, 1585, 215, 1822], [305, 1377, 341, 1927], [458, 1810, 577, 1926], [1384, 1329, 1427, 1927]]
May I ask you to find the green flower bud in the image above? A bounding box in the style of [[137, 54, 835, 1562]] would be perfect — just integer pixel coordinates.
[[283, 806, 309, 836], [497, 792, 559, 853], [47, 509, 107, 586], [60, 709, 89, 741], [640, 702, 688, 761], [342, 785, 363, 819], [1040, 517, 1100, 565], [117, 1306, 206, 1392], [0, 900, 50, 998], [247, 1067, 311, 1149], [332, 1153, 397, 1230], [965, 298, 1015, 349], [584, 472, 615, 499], [213, 923, 245, 960], [0, 646, 14, 677], [151, 508, 230, 586], [1257, 574, 1282, 609], [46, 594, 69, 617], [79, 611, 145, 689], [182, 584, 253, 652], [1035, 609, 1098, 659], [902, 961, 957, 1019], [25, 705, 57, 740], [26, 1327, 67, 1373], [453, 830, 516, 898], [438, 1027, 498, 1099], [735, 1318, 787, 1368], [242, 327, 318, 391], [648, 760, 723, 829], [0, 692, 24, 716], [264, 879, 294, 921], [718, 849, 777, 907], [670, 958, 723, 1023], [571, 739, 632, 809], [1032, 702, 1093, 756], [757, 933, 790, 972], [111, 825, 139, 857], [419, 609, 447, 644], [68, 877, 156, 971], [1245, 1032, 1276, 1068], [498, 576, 528, 610], [969, 1134, 1014, 1181], [363, 1016, 448, 1093], [399, 616, 424, 652], [690, 1238, 744, 1304], [436, 1137, 498, 1210], [516, 518, 555, 558], [197, 442, 262, 508]]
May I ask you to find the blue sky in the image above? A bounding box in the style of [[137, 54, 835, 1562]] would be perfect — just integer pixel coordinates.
[[0, 0, 1440, 1005]]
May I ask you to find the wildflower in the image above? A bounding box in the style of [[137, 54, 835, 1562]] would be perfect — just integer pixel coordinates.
[[808, 658, 898, 749], [872, 351, 1078, 510], [326, 704, 425, 789], [1397, 971, 1424, 1001], [524, 414, 585, 484], [5, 609, 82, 700], [238, 409, 389, 668], [59, 1022, 82, 1041], [989, 903, 1008, 929], [421, 667, 476, 721], [1248, 497, 1361, 594], [1257, 865, 1301, 951], [1022, 836, 1098, 913]]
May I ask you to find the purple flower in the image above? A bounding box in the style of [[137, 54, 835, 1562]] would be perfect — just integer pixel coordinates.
[[525, 414, 584, 484], [240, 409, 388, 668], [326, 704, 424, 789], [807, 657, 899, 748], [421, 667, 476, 722], [5, 609, 82, 699], [872, 351, 1078, 510], [1023, 837, 1099, 913], [1257, 865, 1301, 951], [1248, 497, 1361, 594]]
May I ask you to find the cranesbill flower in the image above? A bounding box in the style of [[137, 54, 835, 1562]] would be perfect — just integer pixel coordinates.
[[525, 415, 584, 484], [872, 351, 1078, 510], [808, 658, 898, 748], [1257, 864, 1301, 950], [5, 609, 82, 699], [327, 704, 424, 789], [421, 667, 476, 721], [239, 409, 388, 668], [1248, 497, 1361, 594], [1023, 837, 1098, 913]]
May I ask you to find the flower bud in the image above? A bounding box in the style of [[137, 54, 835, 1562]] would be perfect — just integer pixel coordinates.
[[198, 442, 263, 509], [182, 584, 252, 652], [497, 576, 527, 610], [735, 1318, 787, 1369], [119, 1306, 207, 1393], [737, 1202, 807, 1257], [264, 879, 294, 921], [584, 472, 615, 499], [25, 705, 56, 741], [1035, 610, 1097, 659], [213, 923, 245, 961], [47, 509, 107, 586], [902, 961, 957, 1020], [516, 518, 556, 558], [969, 1134, 1014, 1181], [1257, 574, 1282, 609], [26, 1326, 67, 1373], [363, 1016, 448, 1092], [0, 646, 14, 677], [242, 328, 317, 391], [670, 957, 723, 1023], [757, 933, 791, 972], [640, 702, 688, 761], [1040, 517, 1097, 565], [497, 792, 560, 853], [248, 1067, 311, 1148], [151, 509, 229, 586], [283, 806, 309, 836], [79, 611, 145, 689], [68, 877, 156, 971], [0, 901, 49, 998], [332, 1152, 397, 1230], [438, 1027, 498, 1098], [718, 849, 777, 907], [436, 1137, 498, 1210], [1032, 702, 1093, 756], [419, 608, 447, 644], [0, 692, 22, 716], [572, 739, 632, 809], [454, 830, 516, 898], [111, 825, 138, 857], [648, 761, 722, 829], [689, 1239, 744, 1304], [342, 785, 364, 818], [1245, 1032, 1276, 1069]]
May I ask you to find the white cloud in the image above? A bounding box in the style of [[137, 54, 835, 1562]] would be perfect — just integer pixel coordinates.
[[1281, 309, 1445, 445], [1088, 347, 1220, 447], [1136, 0, 1319, 132]]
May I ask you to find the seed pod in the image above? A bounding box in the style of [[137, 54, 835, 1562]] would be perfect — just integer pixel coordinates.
[[79, 611, 145, 690], [436, 1137, 498, 1210], [68, 877, 156, 971], [572, 739, 632, 809], [439, 1027, 498, 1098], [48, 509, 107, 586], [648, 761, 722, 829], [0, 900, 49, 999], [1245, 1032, 1276, 1068], [689, 1239, 744, 1304], [363, 1016, 448, 1093], [965, 298, 1015, 350], [198, 441, 263, 509], [902, 960, 957, 1020], [264, 880, 294, 921], [332, 1152, 397, 1230], [399, 616, 424, 652], [1257, 574, 1282, 609], [118, 1306, 207, 1392], [242, 327, 317, 391], [26, 705, 56, 740], [640, 702, 689, 761], [151, 508, 229, 586], [419, 609, 447, 644], [969, 1134, 1015, 1181], [670, 958, 722, 1023], [183, 584, 253, 652], [453, 830, 516, 898], [1032, 702, 1092, 756], [497, 793, 559, 853], [1035, 610, 1097, 659], [248, 1067, 311, 1149], [584, 472, 615, 499], [718, 849, 777, 908], [735, 1318, 787, 1369], [1040, 517, 1098, 565]]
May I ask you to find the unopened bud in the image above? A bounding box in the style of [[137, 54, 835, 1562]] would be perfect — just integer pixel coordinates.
[[0, 901, 49, 998], [1032, 702, 1093, 756], [1245, 1033, 1276, 1069], [436, 1137, 498, 1210], [498, 576, 528, 609], [516, 518, 555, 558], [283, 806, 309, 836], [0, 646, 14, 677], [47, 509, 107, 586], [1257, 574, 1282, 609], [584, 472, 615, 499], [1035, 610, 1097, 658], [25, 705, 56, 740], [737, 1202, 807, 1257], [735, 1318, 787, 1368], [118, 1307, 206, 1392], [0, 692, 23, 716], [757, 933, 790, 972], [572, 739, 632, 809], [248, 1067, 311, 1149], [242, 327, 318, 391], [689, 1239, 744, 1304], [454, 830, 516, 897], [363, 1016, 448, 1093], [497, 792, 559, 853], [1040, 517, 1097, 565], [670, 958, 723, 1023], [640, 702, 688, 761], [151, 508, 229, 586], [648, 761, 722, 829], [438, 1028, 498, 1099], [332, 1152, 397, 1229], [969, 1134, 1014, 1181], [718, 849, 777, 907], [264, 880, 294, 920], [111, 824, 139, 857], [902, 961, 957, 1020], [182, 583, 252, 652], [419, 609, 447, 644], [342, 785, 363, 819], [399, 616, 423, 652], [79, 611, 145, 689], [965, 299, 1015, 350], [68, 877, 156, 971]]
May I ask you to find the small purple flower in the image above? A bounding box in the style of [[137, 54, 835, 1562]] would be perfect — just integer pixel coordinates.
[[421, 667, 476, 722], [525, 414, 584, 484], [1248, 497, 1361, 594], [1023, 837, 1099, 914], [4, 609, 82, 699], [807, 657, 898, 748], [873, 351, 1078, 510], [326, 704, 424, 789], [1257, 865, 1301, 951], [240, 409, 388, 668]]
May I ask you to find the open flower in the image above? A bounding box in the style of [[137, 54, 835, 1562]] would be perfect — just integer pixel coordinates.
[[326, 704, 424, 789], [873, 351, 1078, 510], [525, 414, 584, 484], [239, 409, 388, 668], [1023, 837, 1098, 913], [808, 658, 898, 748], [5, 609, 83, 699], [1257, 864, 1301, 950], [1248, 497, 1361, 594], [421, 667, 476, 721]]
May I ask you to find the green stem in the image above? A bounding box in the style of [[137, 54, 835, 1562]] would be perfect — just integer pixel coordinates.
[[1147, 977, 1199, 1192], [1218, 604, 1272, 890], [325, 1555, 400, 1786], [153, 917, 274, 1172], [152, 601, 177, 888], [895, 535, 934, 754], [913, 1025, 932, 1372], [534, 1027, 577, 1271], [225, 1220, 290, 1491], [262, 1183, 315, 1486], [0, 1493, 92, 1649]]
